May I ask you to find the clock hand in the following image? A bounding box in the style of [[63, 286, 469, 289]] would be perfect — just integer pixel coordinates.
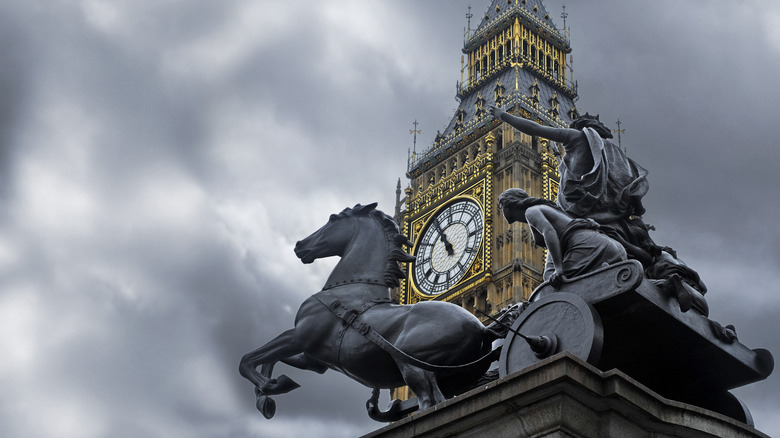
[[440, 233, 454, 256], [432, 220, 455, 256]]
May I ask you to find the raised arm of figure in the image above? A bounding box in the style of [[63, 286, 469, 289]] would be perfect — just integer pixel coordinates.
[[489, 105, 580, 144]]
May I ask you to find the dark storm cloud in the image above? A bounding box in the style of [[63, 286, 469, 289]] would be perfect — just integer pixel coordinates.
[[0, 3, 33, 201], [0, 1, 428, 436], [1, 0, 778, 437]]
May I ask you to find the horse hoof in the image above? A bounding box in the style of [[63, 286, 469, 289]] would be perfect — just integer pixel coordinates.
[[262, 374, 301, 395], [256, 395, 276, 419]]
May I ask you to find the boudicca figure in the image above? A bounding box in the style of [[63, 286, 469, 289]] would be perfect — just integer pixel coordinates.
[[489, 106, 707, 315]]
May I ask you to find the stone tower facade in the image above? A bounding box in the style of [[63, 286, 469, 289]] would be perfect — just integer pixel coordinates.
[[396, 0, 579, 316]]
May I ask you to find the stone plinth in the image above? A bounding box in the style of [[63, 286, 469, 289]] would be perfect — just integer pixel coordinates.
[[362, 353, 769, 438]]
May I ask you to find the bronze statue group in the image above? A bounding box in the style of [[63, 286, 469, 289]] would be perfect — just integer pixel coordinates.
[[237, 105, 737, 422], [490, 105, 709, 316]]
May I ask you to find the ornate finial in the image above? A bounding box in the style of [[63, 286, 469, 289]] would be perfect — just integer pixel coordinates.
[[410, 119, 421, 155], [466, 5, 473, 39], [613, 119, 626, 153], [460, 55, 465, 92], [561, 5, 568, 37], [569, 54, 575, 89]]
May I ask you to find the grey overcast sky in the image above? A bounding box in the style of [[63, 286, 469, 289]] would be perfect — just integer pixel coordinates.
[[1, 1, 778, 437]]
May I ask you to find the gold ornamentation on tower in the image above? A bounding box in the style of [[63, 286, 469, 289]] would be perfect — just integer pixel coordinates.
[[396, 0, 577, 324]]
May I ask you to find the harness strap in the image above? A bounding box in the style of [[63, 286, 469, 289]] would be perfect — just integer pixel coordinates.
[[314, 292, 498, 373], [322, 278, 386, 291]]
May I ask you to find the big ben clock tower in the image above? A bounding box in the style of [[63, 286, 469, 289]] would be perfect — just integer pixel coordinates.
[[396, 0, 579, 315]]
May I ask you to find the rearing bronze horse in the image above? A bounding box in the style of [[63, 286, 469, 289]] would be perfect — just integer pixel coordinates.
[[239, 203, 497, 420]]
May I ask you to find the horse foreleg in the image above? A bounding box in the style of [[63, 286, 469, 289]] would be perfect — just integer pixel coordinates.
[[239, 329, 302, 387], [239, 329, 304, 418]]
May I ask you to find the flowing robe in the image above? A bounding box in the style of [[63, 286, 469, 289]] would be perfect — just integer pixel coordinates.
[[553, 128, 706, 294], [543, 218, 628, 280], [558, 127, 649, 223]]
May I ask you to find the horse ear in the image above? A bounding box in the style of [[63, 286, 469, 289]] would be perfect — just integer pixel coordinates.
[[595, 114, 600, 120], [354, 202, 378, 214]]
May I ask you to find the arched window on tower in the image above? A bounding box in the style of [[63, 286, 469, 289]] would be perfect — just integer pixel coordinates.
[[475, 92, 486, 118], [549, 92, 560, 118], [494, 81, 506, 107], [529, 79, 540, 105], [454, 108, 467, 131], [477, 290, 488, 315], [568, 106, 579, 121]]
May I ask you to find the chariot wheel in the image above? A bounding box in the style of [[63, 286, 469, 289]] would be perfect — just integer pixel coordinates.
[[499, 292, 604, 377]]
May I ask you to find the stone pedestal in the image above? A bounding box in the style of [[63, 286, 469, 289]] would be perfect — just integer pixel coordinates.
[[362, 353, 769, 438]]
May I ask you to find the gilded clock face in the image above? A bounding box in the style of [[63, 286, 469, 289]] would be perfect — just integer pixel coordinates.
[[412, 199, 484, 295]]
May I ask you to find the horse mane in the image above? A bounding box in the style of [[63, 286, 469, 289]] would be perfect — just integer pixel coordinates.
[[335, 203, 415, 288]]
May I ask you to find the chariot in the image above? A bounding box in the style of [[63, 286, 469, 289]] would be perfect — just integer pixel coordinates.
[[498, 260, 773, 424]]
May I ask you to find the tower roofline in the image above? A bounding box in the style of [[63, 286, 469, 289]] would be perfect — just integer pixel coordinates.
[[465, 0, 569, 53], [407, 0, 579, 176]]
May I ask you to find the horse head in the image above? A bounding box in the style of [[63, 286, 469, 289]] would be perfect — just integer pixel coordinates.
[[294, 203, 414, 288], [294, 203, 379, 264]]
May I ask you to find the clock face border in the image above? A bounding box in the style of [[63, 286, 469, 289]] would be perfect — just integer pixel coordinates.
[[410, 196, 485, 297]]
